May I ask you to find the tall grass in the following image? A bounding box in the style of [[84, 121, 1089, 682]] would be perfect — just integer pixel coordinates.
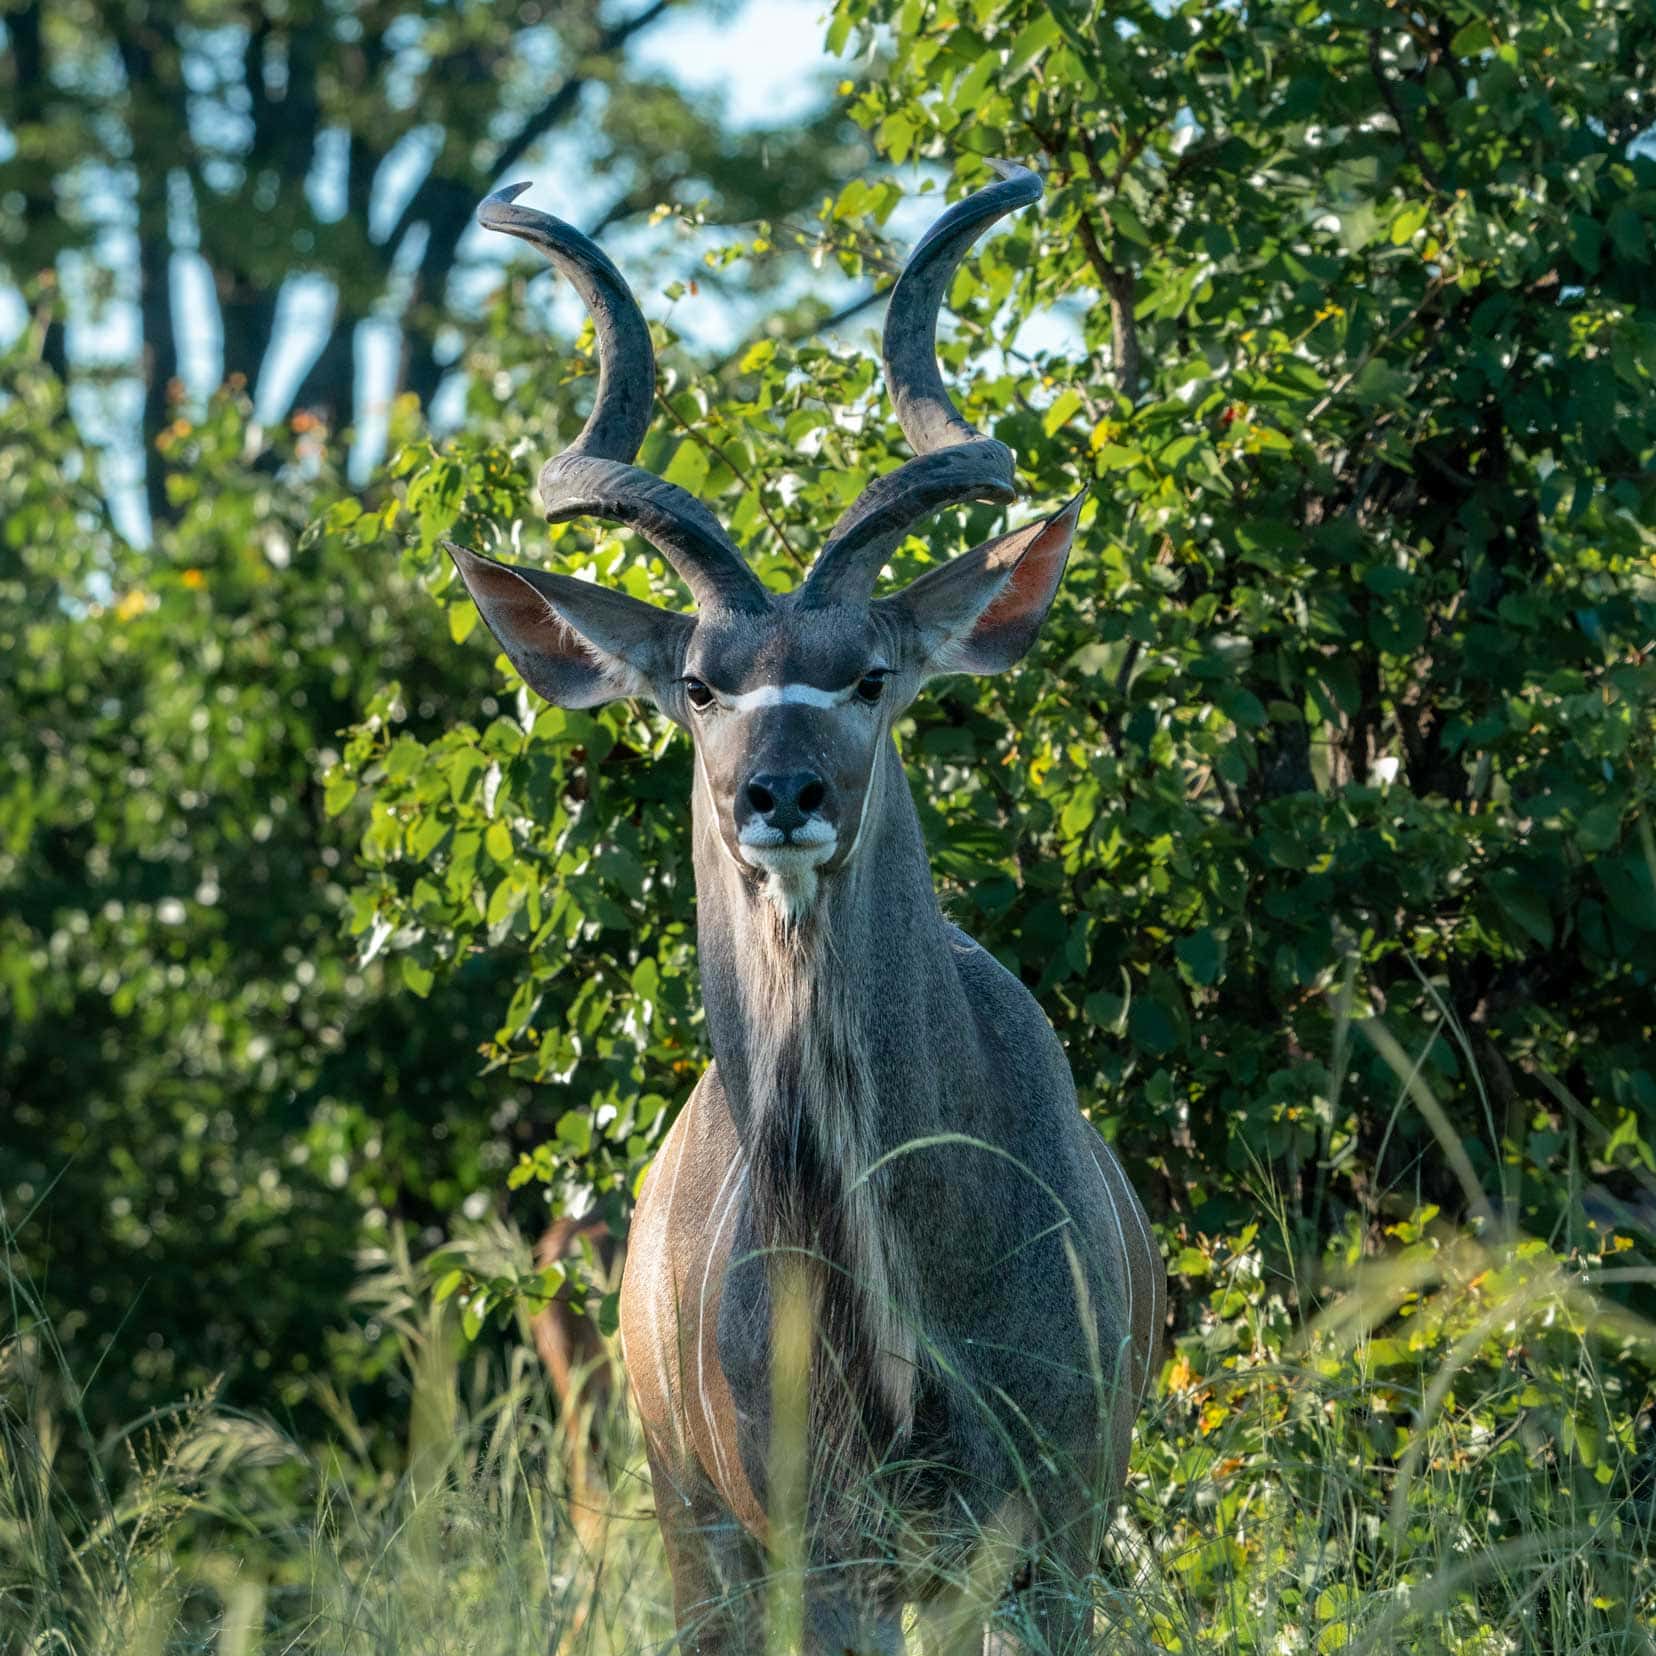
[[4, 1035, 1655, 1653], [0, 1218, 673, 1654]]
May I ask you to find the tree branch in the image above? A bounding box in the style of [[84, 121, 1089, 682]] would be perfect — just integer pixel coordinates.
[[1028, 119, 1142, 400], [382, 0, 673, 259], [1369, 30, 1443, 192], [654, 392, 803, 568], [1076, 211, 1140, 401]]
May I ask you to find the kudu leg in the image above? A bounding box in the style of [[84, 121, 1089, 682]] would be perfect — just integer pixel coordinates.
[[984, 1539, 1096, 1656], [801, 1590, 905, 1656], [918, 1567, 1093, 1656], [915, 1591, 992, 1656], [643, 1434, 767, 1655]]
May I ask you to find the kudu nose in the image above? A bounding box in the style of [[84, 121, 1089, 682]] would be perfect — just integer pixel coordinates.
[[744, 770, 827, 833]]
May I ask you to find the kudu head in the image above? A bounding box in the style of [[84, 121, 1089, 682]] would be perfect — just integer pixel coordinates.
[[448, 163, 1081, 921]]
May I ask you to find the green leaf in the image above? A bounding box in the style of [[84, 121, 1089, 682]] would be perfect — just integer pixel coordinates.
[[1004, 13, 1059, 78], [1449, 19, 1494, 54], [1597, 854, 1656, 931], [1175, 929, 1222, 987], [556, 1111, 593, 1156], [448, 601, 478, 644], [1128, 996, 1177, 1057], [877, 110, 916, 163], [409, 813, 447, 861], [1092, 442, 1139, 471], [1107, 198, 1151, 247], [485, 874, 522, 927], [597, 1290, 621, 1337], [1042, 388, 1084, 437], [661, 439, 710, 494], [1576, 803, 1621, 854], [1390, 202, 1428, 245], [1488, 873, 1553, 948], [953, 49, 996, 113]]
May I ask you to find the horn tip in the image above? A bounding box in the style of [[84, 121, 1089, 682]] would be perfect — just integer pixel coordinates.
[[478, 180, 534, 228], [986, 159, 1043, 201]]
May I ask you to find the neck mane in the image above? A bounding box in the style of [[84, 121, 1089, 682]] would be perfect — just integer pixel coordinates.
[[691, 734, 961, 1456]]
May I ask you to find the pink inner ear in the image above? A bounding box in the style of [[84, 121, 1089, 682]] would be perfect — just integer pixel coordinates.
[[970, 508, 1074, 640]]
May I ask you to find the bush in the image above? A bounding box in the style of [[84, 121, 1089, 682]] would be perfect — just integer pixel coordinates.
[[0, 367, 521, 1438]]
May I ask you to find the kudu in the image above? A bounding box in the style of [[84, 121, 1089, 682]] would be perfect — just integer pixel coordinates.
[[448, 164, 1163, 1654]]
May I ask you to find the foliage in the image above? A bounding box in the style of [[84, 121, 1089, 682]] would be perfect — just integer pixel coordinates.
[[1139, 1209, 1656, 1652], [0, 1227, 668, 1654], [5, 1208, 1652, 1652], [0, 0, 859, 520], [336, 0, 1656, 1319], [0, 355, 522, 1438]]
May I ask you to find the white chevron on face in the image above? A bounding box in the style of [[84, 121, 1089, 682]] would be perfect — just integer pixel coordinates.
[[721, 681, 855, 713]]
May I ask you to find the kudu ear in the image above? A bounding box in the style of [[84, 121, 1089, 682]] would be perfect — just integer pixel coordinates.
[[882, 491, 1083, 677], [445, 542, 689, 709]]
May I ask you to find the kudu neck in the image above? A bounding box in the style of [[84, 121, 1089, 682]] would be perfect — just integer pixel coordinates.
[[690, 733, 962, 1141]]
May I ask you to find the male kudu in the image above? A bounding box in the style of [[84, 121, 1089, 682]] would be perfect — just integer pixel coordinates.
[[448, 164, 1163, 1653]]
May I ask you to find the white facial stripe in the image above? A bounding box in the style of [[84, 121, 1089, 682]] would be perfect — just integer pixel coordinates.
[[693, 741, 750, 877], [721, 682, 854, 713], [842, 736, 880, 867]]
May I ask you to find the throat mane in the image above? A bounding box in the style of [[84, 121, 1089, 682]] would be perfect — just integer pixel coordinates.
[[737, 903, 918, 1461]]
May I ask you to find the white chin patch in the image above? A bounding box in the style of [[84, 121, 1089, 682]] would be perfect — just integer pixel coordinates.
[[739, 841, 836, 923]]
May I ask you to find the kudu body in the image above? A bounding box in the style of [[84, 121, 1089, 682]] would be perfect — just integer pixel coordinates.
[[449, 165, 1163, 1654]]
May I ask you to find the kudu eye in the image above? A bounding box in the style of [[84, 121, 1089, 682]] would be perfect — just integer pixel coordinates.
[[855, 670, 889, 705], [682, 677, 714, 711]]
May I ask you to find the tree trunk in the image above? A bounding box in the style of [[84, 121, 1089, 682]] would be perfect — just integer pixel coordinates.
[[218, 271, 280, 394], [132, 178, 180, 528], [291, 306, 359, 429], [115, 31, 186, 528], [11, 2, 69, 378], [396, 171, 476, 415]]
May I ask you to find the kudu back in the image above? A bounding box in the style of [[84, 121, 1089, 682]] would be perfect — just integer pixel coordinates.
[[449, 164, 1163, 1654]]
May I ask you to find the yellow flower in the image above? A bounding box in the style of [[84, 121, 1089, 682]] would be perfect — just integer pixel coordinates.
[[115, 589, 150, 621], [181, 568, 206, 590]]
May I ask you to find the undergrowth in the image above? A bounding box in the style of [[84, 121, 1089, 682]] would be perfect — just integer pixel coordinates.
[[5, 1213, 1652, 1654], [4, 1047, 1655, 1654]]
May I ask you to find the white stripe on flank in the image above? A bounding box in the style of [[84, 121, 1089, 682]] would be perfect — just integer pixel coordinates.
[[698, 1157, 746, 1496], [1092, 1139, 1159, 1414], [1088, 1143, 1134, 1366], [722, 682, 853, 713], [654, 1103, 693, 1454], [1116, 1144, 1163, 1404]]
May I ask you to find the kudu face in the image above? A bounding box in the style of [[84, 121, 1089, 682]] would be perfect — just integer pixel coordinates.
[[676, 602, 893, 912], [447, 164, 1081, 920]]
